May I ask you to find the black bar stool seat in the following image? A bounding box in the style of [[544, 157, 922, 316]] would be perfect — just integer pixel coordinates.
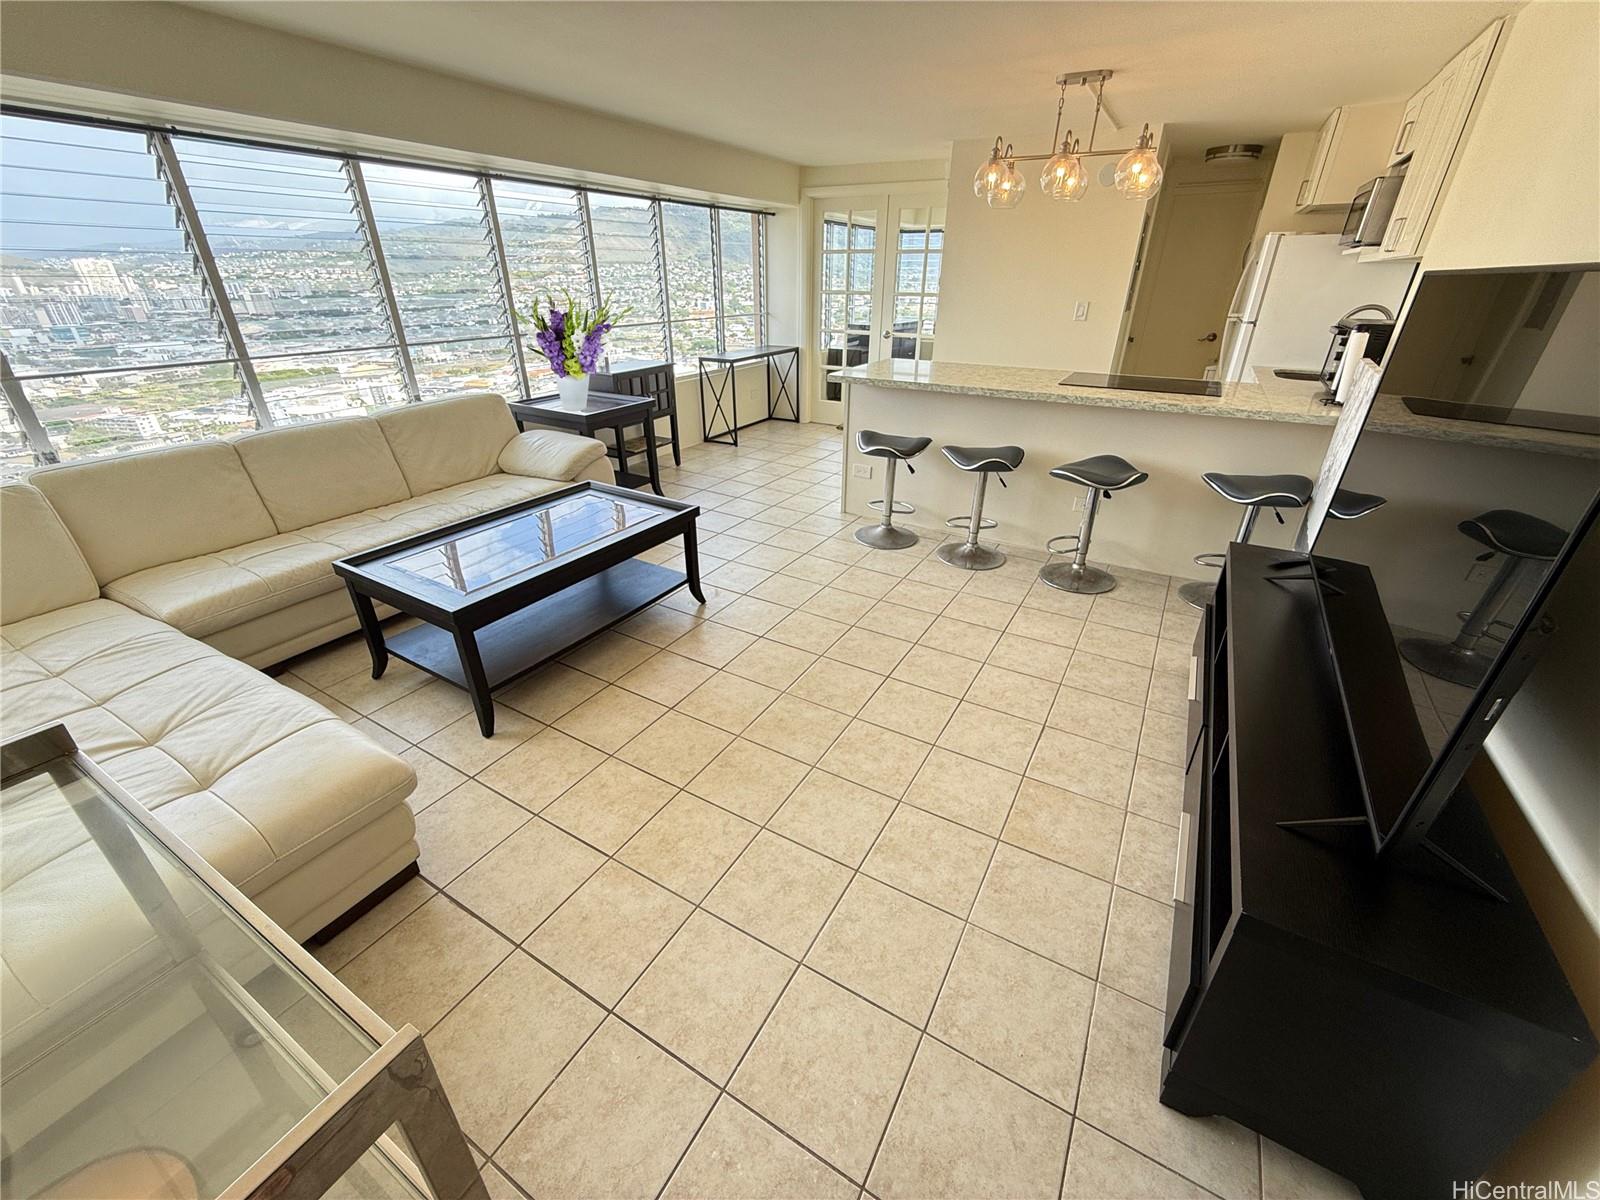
[[1459, 508, 1567, 559], [1050, 454, 1149, 491], [937, 444, 1024, 570], [859, 431, 933, 460], [1202, 472, 1313, 507], [943, 445, 1024, 472], [1042, 454, 1148, 594], [1328, 487, 1387, 521], [855, 429, 930, 550]]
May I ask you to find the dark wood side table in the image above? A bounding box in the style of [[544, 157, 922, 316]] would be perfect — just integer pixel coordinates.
[[509, 391, 663, 495], [592, 359, 680, 466], [697, 345, 801, 446]]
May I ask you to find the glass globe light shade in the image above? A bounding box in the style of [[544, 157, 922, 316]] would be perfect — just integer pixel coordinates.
[[973, 139, 1006, 200], [988, 155, 1026, 208], [1115, 124, 1164, 199], [1040, 139, 1089, 201]]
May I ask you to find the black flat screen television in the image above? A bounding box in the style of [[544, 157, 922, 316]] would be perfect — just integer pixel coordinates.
[[1310, 264, 1599, 855]]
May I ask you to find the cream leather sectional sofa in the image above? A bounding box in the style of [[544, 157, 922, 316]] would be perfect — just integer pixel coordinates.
[[1, 393, 610, 984]]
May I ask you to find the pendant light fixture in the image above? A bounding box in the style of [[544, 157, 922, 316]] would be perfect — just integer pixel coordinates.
[[978, 70, 1162, 208]]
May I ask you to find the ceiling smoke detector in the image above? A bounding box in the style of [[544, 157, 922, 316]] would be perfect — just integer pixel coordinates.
[[1204, 144, 1265, 163]]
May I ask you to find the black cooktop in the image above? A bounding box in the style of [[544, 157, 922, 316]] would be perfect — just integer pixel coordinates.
[[1059, 371, 1223, 397]]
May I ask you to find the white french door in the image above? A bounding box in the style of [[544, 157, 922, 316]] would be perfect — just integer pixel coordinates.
[[811, 191, 944, 425]]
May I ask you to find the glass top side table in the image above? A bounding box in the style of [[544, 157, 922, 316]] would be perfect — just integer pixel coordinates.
[[0, 724, 485, 1200]]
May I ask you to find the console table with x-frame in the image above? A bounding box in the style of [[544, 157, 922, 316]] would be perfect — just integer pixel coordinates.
[[696, 345, 800, 445]]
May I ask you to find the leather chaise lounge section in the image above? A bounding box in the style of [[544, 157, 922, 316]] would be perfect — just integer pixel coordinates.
[[0, 392, 610, 1029]]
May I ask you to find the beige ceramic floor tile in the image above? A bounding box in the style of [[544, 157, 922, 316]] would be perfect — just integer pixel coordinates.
[[399, 746, 468, 815], [830, 564, 898, 599], [749, 573, 825, 610], [618, 604, 704, 648], [987, 632, 1072, 682], [662, 1096, 856, 1200], [477, 727, 606, 812], [806, 874, 963, 1025], [779, 555, 848, 586], [767, 769, 897, 867], [935, 702, 1042, 774], [800, 585, 877, 624], [1005, 606, 1084, 649], [1138, 708, 1190, 766], [525, 861, 691, 1006], [561, 630, 659, 681], [669, 620, 760, 668], [312, 874, 434, 973], [337, 894, 511, 1033], [616, 710, 734, 786], [497, 1017, 716, 1200], [902, 748, 1021, 836], [1259, 1137, 1363, 1200], [429, 951, 605, 1150], [704, 561, 775, 594], [615, 650, 717, 706], [540, 759, 678, 853], [1061, 1124, 1211, 1200], [1089, 595, 1165, 637], [414, 780, 531, 885], [857, 678, 960, 744], [1117, 813, 1180, 902], [370, 677, 476, 741], [818, 720, 931, 798], [497, 662, 605, 724], [618, 792, 759, 901], [448, 817, 605, 941], [1099, 886, 1172, 1008], [862, 804, 996, 916], [970, 844, 1111, 978], [1129, 755, 1185, 827], [1046, 686, 1146, 752], [1075, 622, 1158, 668], [1021, 580, 1095, 619], [324, 660, 431, 715], [928, 926, 1094, 1108], [823, 626, 914, 675], [788, 657, 886, 717], [1003, 779, 1125, 881], [686, 738, 810, 823], [1028, 728, 1136, 807], [704, 831, 853, 958], [917, 616, 1001, 662], [619, 911, 794, 1083], [1146, 667, 1191, 718], [1076, 986, 1261, 1200], [744, 692, 852, 764], [940, 591, 1020, 631], [285, 634, 373, 691], [889, 645, 983, 698], [867, 1038, 1071, 1200], [725, 638, 818, 689], [553, 685, 667, 754], [730, 969, 920, 1183], [884, 578, 956, 616], [1063, 650, 1154, 706], [418, 706, 542, 777], [764, 609, 849, 654], [963, 663, 1059, 723], [715, 595, 792, 637], [856, 601, 936, 642], [674, 671, 780, 733]]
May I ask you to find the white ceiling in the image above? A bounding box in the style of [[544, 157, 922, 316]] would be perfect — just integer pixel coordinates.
[[190, 1, 1518, 167]]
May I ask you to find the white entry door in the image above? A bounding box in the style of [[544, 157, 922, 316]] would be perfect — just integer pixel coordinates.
[[812, 192, 944, 425]]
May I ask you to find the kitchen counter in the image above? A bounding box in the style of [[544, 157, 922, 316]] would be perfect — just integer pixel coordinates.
[[833, 359, 1598, 458]]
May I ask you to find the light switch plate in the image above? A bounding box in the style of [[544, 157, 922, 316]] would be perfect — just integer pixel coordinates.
[[851, 463, 873, 479], [1074, 302, 1090, 321]]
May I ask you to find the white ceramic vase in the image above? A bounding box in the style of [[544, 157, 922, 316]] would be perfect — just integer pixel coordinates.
[[554, 372, 590, 410]]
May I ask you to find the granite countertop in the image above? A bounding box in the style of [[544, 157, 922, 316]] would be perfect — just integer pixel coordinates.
[[832, 359, 1598, 458]]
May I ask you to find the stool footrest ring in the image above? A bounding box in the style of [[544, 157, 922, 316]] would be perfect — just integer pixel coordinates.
[[868, 498, 916, 515], [1193, 551, 1226, 570], [1046, 534, 1083, 556], [947, 515, 999, 532]]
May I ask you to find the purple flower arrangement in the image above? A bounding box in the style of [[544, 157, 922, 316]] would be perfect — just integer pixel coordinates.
[[526, 292, 628, 378]]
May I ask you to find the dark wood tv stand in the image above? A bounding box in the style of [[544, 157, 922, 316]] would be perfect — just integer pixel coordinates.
[[1162, 543, 1596, 1200]]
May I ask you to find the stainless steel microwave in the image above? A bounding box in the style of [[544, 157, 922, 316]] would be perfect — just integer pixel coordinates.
[[1340, 169, 1405, 248]]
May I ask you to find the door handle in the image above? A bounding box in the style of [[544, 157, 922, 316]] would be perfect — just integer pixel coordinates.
[[880, 331, 891, 339], [1197, 332, 1218, 342]]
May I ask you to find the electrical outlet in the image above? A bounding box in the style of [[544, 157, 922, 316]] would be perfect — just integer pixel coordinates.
[[1465, 559, 1498, 583], [1071, 494, 1088, 510], [851, 463, 873, 480], [1074, 301, 1090, 321]]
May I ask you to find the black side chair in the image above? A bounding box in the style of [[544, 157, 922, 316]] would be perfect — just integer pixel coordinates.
[[593, 359, 681, 466]]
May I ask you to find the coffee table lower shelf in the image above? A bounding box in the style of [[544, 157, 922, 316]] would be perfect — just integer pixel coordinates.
[[385, 558, 686, 702]]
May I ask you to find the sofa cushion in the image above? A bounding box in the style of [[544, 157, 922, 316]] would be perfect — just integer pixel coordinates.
[[0, 485, 98, 625], [233, 416, 411, 532], [375, 391, 518, 496], [499, 428, 609, 480], [102, 473, 570, 638], [29, 442, 278, 585]]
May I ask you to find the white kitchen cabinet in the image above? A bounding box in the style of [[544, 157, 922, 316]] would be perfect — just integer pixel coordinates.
[[1364, 19, 1503, 261], [1294, 101, 1404, 212]]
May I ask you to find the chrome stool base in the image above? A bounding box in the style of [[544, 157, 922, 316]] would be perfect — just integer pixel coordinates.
[[936, 540, 1007, 571], [1397, 637, 1493, 689], [856, 523, 919, 550], [1039, 560, 1116, 594], [1178, 580, 1216, 610]]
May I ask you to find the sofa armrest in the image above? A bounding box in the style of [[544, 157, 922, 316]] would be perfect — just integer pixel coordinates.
[[498, 429, 609, 481]]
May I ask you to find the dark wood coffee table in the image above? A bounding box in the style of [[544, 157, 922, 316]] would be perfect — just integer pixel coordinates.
[[333, 482, 702, 737]]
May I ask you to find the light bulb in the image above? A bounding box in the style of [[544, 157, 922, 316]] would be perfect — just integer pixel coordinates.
[[973, 137, 1006, 200], [1041, 135, 1089, 201], [989, 153, 1026, 208], [1115, 124, 1164, 199]]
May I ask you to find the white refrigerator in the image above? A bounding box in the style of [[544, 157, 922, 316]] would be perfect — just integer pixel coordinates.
[[1217, 232, 1416, 383]]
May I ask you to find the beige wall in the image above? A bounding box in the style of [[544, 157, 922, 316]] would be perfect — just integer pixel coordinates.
[[1251, 132, 1346, 247], [0, 0, 800, 208], [800, 160, 950, 191], [932, 135, 1157, 372]]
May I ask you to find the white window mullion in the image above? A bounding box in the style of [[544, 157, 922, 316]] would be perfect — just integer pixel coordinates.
[[0, 352, 60, 466], [344, 160, 421, 401], [479, 177, 532, 399]]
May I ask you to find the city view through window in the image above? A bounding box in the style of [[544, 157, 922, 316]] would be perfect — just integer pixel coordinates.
[[0, 113, 766, 479]]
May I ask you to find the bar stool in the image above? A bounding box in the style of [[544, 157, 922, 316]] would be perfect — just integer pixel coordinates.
[[1328, 487, 1386, 521], [1398, 508, 1567, 688], [1040, 455, 1149, 593], [854, 429, 932, 549], [1178, 472, 1313, 609], [937, 444, 1024, 571]]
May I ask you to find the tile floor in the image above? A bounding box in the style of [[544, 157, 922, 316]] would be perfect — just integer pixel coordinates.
[[281, 420, 1362, 1200]]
